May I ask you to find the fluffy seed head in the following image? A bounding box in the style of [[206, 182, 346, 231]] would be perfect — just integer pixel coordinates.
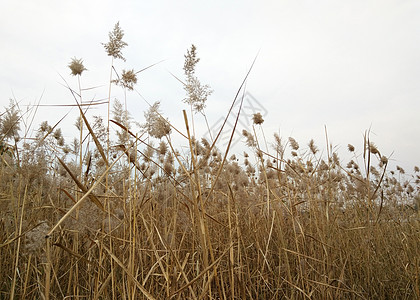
[[102, 22, 128, 61], [183, 44, 200, 76], [183, 76, 212, 112], [369, 143, 380, 155], [308, 139, 318, 155], [242, 130, 255, 147], [273, 133, 284, 156], [159, 141, 167, 156], [252, 113, 264, 125], [142, 102, 171, 139], [288, 137, 299, 150], [68, 57, 87, 76], [113, 69, 137, 90]]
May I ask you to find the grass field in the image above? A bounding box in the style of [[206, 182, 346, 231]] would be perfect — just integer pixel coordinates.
[[0, 24, 419, 299]]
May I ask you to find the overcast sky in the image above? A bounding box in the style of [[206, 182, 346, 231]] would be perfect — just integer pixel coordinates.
[[1, 0, 419, 172]]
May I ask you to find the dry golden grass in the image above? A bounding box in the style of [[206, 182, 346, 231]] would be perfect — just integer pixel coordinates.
[[1, 114, 419, 299], [0, 24, 419, 299]]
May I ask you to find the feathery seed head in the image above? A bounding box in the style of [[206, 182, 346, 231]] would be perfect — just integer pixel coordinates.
[[165, 152, 174, 165], [252, 112, 264, 125], [370, 166, 380, 177], [288, 137, 299, 150], [113, 69, 137, 90], [164, 162, 173, 176], [332, 152, 340, 166], [273, 133, 284, 156], [201, 138, 210, 149], [40, 121, 51, 133], [407, 184, 414, 194], [183, 44, 200, 76], [183, 76, 212, 113], [142, 102, 171, 139], [319, 160, 329, 171], [308, 139, 318, 155], [242, 130, 255, 147], [182, 45, 212, 113], [68, 57, 87, 76], [159, 141, 167, 156], [102, 22, 128, 61], [25, 222, 50, 253], [144, 144, 155, 162], [369, 143, 380, 155], [0, 99, 21, 143], [53, 128, 62, 140]]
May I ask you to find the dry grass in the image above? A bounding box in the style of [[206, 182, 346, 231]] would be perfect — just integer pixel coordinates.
[[0, 25, 419, 299]]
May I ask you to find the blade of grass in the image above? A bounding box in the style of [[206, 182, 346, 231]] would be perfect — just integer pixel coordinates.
[[97, 241, 157, 300], [46, 149, 126, 237], [76, 102, 109, 168], [56, 156, 104, 211], [169, 243, 233, 298]]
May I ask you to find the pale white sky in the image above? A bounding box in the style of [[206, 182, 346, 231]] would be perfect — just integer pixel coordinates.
[[1, 0, 419, 172]]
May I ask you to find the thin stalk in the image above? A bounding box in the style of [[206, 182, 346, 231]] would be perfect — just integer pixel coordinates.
[[10, 184, 27, 300], [183, 110, 209, 271]]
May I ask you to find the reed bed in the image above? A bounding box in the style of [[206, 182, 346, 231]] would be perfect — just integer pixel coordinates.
[[0, 23, 419, 299]]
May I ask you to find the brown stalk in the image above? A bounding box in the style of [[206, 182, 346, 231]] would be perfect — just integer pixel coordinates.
[[52, 242, 93, 265], [97, 241, 157, 300], [153, 224, 198, 300], [76, 102, 109, 168], [46, 149, 126, 237], [169, 243, 233, 298], [56, 156, 103, 210]]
